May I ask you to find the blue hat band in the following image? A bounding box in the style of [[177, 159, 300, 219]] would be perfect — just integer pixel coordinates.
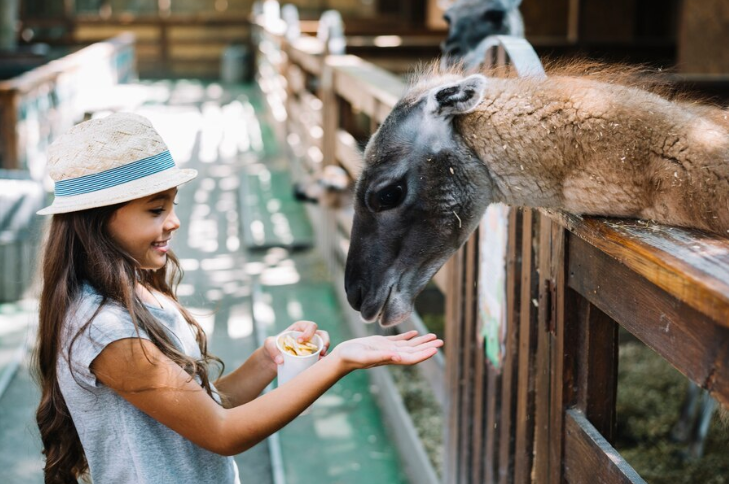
[[55, 151, 175, 197]]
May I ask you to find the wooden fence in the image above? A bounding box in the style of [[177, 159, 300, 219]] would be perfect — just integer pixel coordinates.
[[21, 13, 253, 79], [254, 21, 729, 484], [0, 33, 135, 175]]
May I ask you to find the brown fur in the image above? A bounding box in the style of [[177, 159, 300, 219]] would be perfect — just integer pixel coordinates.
[[413, 61, 729, 233]]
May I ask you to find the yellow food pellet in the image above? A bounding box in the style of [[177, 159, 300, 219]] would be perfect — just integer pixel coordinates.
[[280, 334, 319, 356]]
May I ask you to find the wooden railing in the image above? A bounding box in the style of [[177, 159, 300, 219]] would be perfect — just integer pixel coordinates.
[[0, 33, 135, 175], [21, 14, 252, 79], [255, 20, 729, 484], [0, 170, 44, 302]]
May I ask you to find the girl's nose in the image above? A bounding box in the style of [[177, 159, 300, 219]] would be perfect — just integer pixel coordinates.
[[165, 207, 181, 232]]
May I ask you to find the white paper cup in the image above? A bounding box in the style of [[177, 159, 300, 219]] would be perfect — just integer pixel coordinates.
[[275, 331, 323, 385]]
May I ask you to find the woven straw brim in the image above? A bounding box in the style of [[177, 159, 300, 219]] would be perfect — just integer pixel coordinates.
[[37, 168, 197, 215]]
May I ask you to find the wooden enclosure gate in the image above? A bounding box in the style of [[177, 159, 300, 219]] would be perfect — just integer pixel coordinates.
[[254, 22, 729, 484]]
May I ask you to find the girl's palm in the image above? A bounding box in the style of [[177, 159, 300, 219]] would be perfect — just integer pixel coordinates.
[[333, 331, 443, 371]]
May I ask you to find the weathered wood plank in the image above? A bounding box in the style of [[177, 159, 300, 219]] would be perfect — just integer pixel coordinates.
[[548, 222, 567, 484], [573, 294, 619, 443], [514, 209, 540, 484], [335, 129, 363, 178], [498, 208, 523, 484], [459, 235, 478, 483], [445, 246, 466, 483], [327, 55, 405, 117], [484, 366, 500, 483], [563, 409, 646, 484], [473, 319, 486, 484], [568, 234, 729, 408], [471, 231, 486, 484], [287, 37, 324, 76], [432, 264, 449, 294], [533, 213, 553, 483], [546, 210, 729, 328]]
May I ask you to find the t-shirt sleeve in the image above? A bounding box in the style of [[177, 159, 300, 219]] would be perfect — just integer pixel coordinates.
[[65, 302, 151, 388]]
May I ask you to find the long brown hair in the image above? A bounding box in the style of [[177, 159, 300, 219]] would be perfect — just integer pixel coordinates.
[[33, 203, 223, 484]]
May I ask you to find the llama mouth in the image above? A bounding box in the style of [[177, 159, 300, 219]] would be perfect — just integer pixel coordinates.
[[375, 285, 416, 327], [375, 285, 395, 323], [360, 284, 394, 324]]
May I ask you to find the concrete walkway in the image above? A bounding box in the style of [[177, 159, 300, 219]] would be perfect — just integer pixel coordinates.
[[0, 80, 408, 484]]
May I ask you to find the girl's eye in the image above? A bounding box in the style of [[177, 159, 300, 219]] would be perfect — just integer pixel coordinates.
[[150, 208, 165, 215]]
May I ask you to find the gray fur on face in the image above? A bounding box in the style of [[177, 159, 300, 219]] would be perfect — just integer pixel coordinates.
[[345, 77, 494, 326]]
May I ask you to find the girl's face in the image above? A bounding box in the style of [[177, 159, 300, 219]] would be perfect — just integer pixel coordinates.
[[107, 188, 180, 270]]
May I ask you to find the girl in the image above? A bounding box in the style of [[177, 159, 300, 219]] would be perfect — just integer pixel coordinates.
[[34, 113, 443, 484]]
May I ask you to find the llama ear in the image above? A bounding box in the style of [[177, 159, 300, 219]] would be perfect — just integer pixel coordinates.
[[426, 74, 488, 117]]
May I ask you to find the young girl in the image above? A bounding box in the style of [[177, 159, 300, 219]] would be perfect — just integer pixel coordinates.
[[34, 112, 443, 484]]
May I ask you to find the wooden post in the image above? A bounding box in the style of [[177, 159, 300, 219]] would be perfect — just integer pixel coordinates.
[[445, 244, 465, 483], [497, 208, 524, 484], [320, 56, 338, 270], [678, 0, 729, 74], [547, 223, 568, 484], [0, 89, 20, 169], [0, 0, 19, 50], [513, 209, 540, 484], [567, 0, 581, 44]]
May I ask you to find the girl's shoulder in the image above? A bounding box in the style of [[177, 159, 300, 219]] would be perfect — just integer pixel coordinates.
[[72, 283, 122, 319], [66, 283, 141, 341]]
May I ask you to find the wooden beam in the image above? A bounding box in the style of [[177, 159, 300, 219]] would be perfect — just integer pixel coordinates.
[[546, 210, 729, 328], [572, 294, 619, 443], [564, 409, 646, 484], [568, 234, 729, 408]]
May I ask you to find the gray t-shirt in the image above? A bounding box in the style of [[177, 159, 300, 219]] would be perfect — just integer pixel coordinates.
[[57, 283, 240, 484]]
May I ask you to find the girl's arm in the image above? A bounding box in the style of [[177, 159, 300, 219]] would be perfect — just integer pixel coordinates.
[[213, 346, 277, 408], [91, 331, 441, 456]]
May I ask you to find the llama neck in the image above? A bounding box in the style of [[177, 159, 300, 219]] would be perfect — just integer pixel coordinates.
[[456, 76, 729, 233], [457, 78, 578, 209]]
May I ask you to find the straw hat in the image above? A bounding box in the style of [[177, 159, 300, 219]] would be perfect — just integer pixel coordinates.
[[37, 112, 197, 215]]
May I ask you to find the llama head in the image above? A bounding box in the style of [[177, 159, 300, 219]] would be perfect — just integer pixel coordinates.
[[441, 0, 524, 66], [345, 74, 494, 326]]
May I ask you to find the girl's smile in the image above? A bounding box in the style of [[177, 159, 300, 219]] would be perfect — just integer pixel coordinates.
[[107, 188, 180, 270], [152, 238, 171, 253]]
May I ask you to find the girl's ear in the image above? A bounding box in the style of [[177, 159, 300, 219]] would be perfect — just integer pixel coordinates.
[[426, 74, 488, 117]]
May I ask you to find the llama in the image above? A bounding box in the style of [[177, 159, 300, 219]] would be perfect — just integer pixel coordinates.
[[344, 63, 729, 327], [441, 0, 524, 69]]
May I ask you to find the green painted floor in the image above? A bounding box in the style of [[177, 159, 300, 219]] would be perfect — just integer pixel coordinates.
[[0, 80, 410, 484], [241, 165, 314, 250]]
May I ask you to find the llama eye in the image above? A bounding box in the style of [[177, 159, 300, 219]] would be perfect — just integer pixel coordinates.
[[371, 184, 405, 212], [483, 9, 505, 25]]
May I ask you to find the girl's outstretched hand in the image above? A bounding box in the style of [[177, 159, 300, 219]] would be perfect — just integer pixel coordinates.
[[331, 330, 443, 372]]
